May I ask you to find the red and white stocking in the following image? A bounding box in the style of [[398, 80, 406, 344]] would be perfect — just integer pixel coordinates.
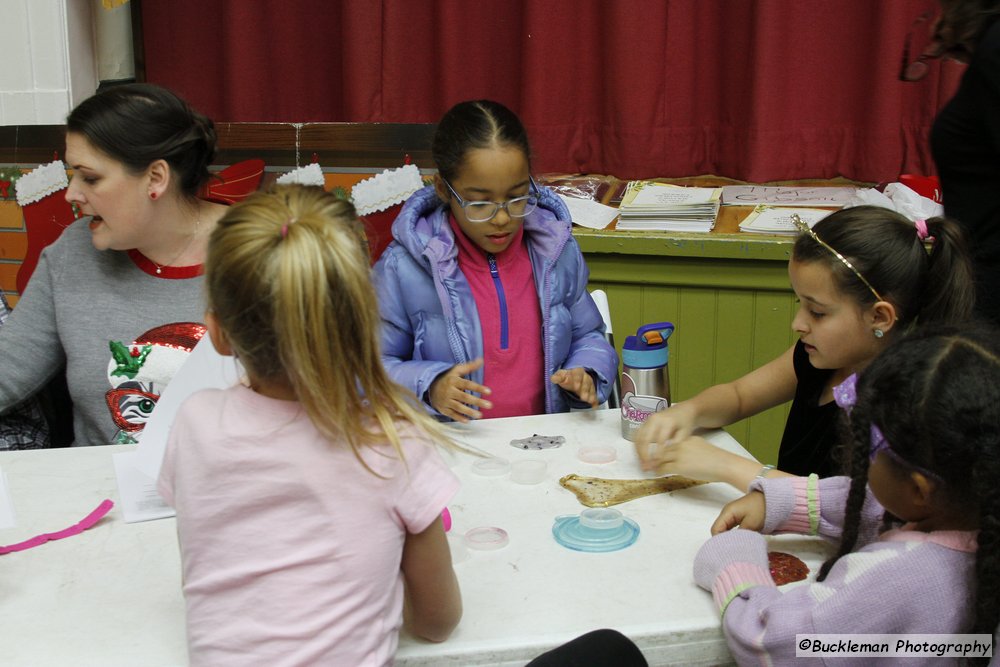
[[14, 161, 77, 294]]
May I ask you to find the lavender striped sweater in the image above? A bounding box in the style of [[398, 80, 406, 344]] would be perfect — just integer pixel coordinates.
[[694, 475, 983, 666]]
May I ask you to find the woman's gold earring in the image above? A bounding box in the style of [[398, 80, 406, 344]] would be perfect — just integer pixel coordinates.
[[874, 329, 884, 339]]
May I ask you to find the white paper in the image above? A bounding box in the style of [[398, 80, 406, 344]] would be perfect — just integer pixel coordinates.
[[739, 206, 832, 235], [624, 183, 720, 208], [722, 185, 856, 207], [558, 194, 619, 230], [0, 466, 16, 529], [132, 335, 241, 480], [844, 182, 944, 221], [112, 451, 176, 523]]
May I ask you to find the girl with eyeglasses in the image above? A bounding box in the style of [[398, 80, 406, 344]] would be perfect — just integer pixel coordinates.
[[635, 206, 974, 488], [372, 100, 618, 422], [693, 324, 999, 666]]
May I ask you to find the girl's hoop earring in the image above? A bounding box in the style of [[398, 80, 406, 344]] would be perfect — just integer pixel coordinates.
[[874, 329, 885, 339]]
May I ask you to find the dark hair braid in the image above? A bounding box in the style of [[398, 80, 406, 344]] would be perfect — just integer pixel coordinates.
[[818, 324, 1000, 657], [817, 411, 872, 582]]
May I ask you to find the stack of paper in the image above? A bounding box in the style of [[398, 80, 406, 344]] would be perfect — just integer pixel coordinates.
[[738, 205, 832, 235], [617, 181, 721, 232]]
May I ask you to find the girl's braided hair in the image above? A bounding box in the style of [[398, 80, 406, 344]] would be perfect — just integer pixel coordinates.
[[819, 324, 1000, 663]]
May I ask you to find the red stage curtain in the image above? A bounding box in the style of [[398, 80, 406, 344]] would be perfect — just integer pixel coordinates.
[[141, 0, 961, 183]]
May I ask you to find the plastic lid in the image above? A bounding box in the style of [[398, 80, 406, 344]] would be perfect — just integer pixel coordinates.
[[471, 457, 511, 477], [552, 508, 640, 553], [510, 459, 547, 484], [464, 526, 510, 551], [577, 445, 617, 464], [622, 322, 674, 352]]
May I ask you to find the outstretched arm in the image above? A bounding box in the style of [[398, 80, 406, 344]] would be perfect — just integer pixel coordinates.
[[639, 435, 794, 491], [635, 344, 798, 460]]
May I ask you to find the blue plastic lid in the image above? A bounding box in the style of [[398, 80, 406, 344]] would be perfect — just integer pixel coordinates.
[[622, 322, 674, 368], [622, 322, 674, 352], [552, 508, 640, 553]]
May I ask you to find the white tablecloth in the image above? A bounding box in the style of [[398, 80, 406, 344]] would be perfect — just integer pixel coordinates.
[[0, 408, 831, 666]]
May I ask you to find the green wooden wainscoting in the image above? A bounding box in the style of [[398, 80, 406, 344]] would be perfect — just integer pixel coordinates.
[[576, 228, 799, 465]]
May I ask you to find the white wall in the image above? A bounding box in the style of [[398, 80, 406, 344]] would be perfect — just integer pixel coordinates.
[[0, 0, 132, 126]]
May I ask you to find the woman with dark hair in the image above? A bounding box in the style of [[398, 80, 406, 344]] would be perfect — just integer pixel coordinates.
[[0, 84, 228, 446], [929, 0, 1000, 323]]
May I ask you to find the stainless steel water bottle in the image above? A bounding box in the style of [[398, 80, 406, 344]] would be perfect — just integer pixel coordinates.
[[620, 322, 674, 441]]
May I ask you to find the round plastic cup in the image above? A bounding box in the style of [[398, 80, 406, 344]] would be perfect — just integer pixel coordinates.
[[579, 507, 624, 530], [447, 533, 469, 564], [464, 526, 510, 551], [510, 459, 547, 485], [551, 508, 639, 553], [471, 457, 511, 477], [577, 445, 617, 464]]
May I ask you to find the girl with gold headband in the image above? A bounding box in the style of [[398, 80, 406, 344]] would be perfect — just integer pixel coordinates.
[[635, 205, 974, 489]]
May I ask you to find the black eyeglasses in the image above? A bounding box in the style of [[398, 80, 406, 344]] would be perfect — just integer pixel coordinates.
[[900, 12, 937, 82], [442, 177, 540, 223]]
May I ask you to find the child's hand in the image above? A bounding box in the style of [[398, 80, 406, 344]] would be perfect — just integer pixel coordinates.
[[711, 491, 766, 535], [634, 402, 697, 452], [550, 367, 599, 408], [637, 434, 737, 478], [429, 359, 492, 423]]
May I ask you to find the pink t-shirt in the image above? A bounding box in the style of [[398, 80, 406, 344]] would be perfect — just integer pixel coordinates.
[[158, 383, 459, 667]]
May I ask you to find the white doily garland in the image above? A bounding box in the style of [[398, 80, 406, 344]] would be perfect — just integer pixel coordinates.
[[275, 163, 325, 187], [15, 160, 69, 206], [352, 164, 424, 216]]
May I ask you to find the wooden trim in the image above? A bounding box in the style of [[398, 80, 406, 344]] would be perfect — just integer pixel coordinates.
[[0, 122, 437, 169], [0, 126, 66, 164], [299, 123, 435, 169]]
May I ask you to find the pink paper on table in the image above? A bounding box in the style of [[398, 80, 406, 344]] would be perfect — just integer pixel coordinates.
[[0, 499, 114, 555]]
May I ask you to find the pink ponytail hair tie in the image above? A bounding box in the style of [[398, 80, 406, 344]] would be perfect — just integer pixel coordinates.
[[914, 219, 930, 240]]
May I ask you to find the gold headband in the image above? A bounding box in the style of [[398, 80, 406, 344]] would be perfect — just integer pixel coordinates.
[[791, 214, 883, 303]]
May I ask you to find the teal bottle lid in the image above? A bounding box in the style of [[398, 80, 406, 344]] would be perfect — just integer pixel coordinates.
[[552, 508, 640, 552]]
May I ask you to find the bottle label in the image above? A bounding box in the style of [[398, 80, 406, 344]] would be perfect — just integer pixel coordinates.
[[620, 371, 668, 441]]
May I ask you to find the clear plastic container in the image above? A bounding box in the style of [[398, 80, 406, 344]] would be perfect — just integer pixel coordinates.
[[577, 445, 617, 464], [510, 459, 547, 484], [464, 526, 510, 551], [552, 508, 639, 552], [471, 457, 511, 477]]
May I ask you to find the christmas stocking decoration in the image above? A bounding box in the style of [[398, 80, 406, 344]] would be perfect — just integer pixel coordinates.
[[276, 162, 325, 188], [14, 160, 77, 295], [351, 163, 425, 264]]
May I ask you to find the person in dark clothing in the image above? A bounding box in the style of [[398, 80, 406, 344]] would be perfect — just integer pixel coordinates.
[[929, 0, 1000, 323]]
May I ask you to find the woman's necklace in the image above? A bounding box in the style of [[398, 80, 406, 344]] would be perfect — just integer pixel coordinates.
[[150, 216, 201, 274]]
